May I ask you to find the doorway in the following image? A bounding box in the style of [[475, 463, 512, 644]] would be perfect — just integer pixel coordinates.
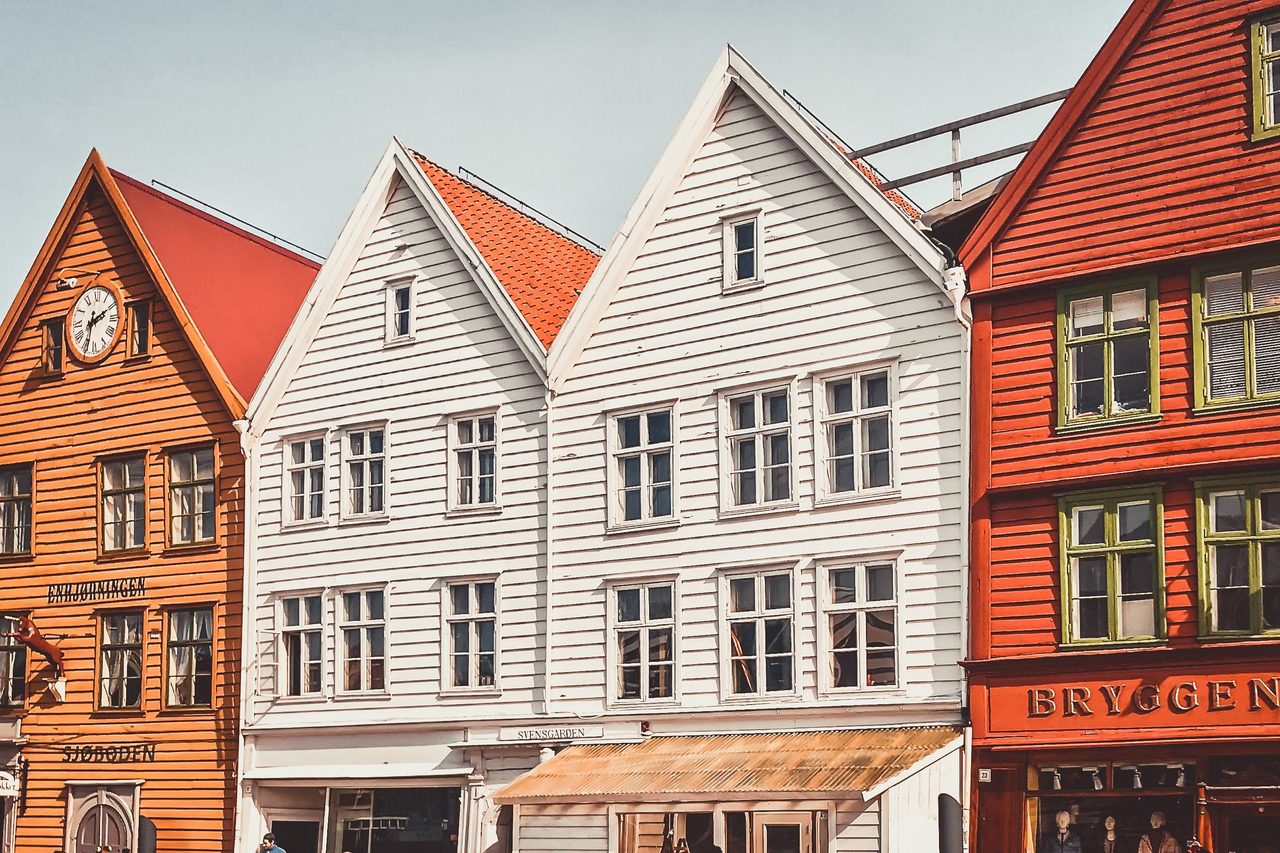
[[328, 787, 461, 853], [74, 803, 130, 853], [1218, 804, 1280, 853], [751, 813, 813, 853], [271, 819, 320, 853]]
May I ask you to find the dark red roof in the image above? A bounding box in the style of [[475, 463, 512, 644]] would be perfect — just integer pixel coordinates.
[[849, 157, 921, 220], [413, 156, 599, 348], [112, 171, 319, 400]]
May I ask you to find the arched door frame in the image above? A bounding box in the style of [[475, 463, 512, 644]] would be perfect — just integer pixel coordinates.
[[63, 781, 142, 853]]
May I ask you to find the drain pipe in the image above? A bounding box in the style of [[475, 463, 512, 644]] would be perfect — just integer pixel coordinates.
[[232, 416, 257, 853], [543, 385, 555, 717]]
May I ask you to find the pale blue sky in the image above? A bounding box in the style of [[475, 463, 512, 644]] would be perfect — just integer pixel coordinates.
[[0, 1, 1127, 308]]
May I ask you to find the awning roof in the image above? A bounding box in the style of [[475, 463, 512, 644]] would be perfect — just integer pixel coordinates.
[[494, 726, 962, 804]]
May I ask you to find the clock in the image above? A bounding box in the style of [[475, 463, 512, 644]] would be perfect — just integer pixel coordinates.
[[66, 283, 123, 362]]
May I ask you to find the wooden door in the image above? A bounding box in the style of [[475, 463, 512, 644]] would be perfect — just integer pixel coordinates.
[[975, 766, 1024, 853], [751, 813, 812, 853], [74, 803, 129, 853]]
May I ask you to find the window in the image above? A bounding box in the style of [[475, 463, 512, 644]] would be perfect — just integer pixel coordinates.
[[0, 614, 26, 706], [826, 563, 898, 689], [819, 369, 893, 496], [281, 594, 323, 697], [167, 447, 215, 546], [724, 388, 792, 508], [1058, 281, 1157, 426], [725, 571, 793, 696], [723, 214, 761, 287], [1060, 490, 1163, 644], [386, 280, 413, 342], [614, 582, 675, 702], [1253, 15, 1280, 140], [42, 317, 64, 375], [612, 409, 673, 525], [101, 456, 145, 551], [446, 580, 497, 690], [339, 589, 385, 693], [1199, 479, 1280, 635], [98, 612, 143, 709], [287, 436, 326, 523], [343, 427, 385, 517], [450, 415, 497, 509], [0, 465, 32, 555], [1195, 263, 1280, 407], [127, 300, 150, 357], [166, 608, 212, 707]]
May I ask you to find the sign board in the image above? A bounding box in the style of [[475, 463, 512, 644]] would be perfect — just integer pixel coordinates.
[[47, 577, 146, 605], [0, 770, 18, 798], [498, 725, 606, 742], [977, 768, 993, 783], [63, 743, 157, 763]]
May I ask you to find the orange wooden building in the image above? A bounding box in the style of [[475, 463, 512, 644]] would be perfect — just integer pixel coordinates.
[[959, 1, 1280, 851], [0, 151, 316, 853]]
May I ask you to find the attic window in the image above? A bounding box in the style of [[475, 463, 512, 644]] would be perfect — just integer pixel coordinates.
[[42, 318, 64, 376], [127, 300, 151, 358], [385, 278, 414, 344], [1252, 15, 1280, 140], [723, 213, 762, 290]]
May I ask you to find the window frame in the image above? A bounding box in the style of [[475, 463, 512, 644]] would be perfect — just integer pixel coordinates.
[[606, 404, 678, 530], [163, 605, 215, 709], [96, 609, 145, 711], [1252, 13, 1280, 142], [0, 612, 28, 708], [441, 577, 501, 695], [719, 567, 799, 702], [335, 586, 388, 696], [164, 443, 217, 549], [283, 432, 328, 527], [446, 410, 501, 514], [339, 423, 388, 522], [813, 363, 899, 503], [1195, 475, 1280, 638], [384, 277, 416, 345], [607, 578, 680, 706], [1057, 486, 1166, 647], [818, 559, 902, 695], [718, 381, 799, 517], [0, 463, 33, 557], [1055, 278, 1161, 430], [721, 210, 764, 291], [125, 299, 151, 359], [278, 592, 325, 699], [41, 317, 65, 376], [1191, 256, 1280, 411], [99, 453, 148, 554]]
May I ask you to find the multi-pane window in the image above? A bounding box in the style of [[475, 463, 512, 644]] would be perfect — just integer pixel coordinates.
[[1059, 283, 1155, 424], [166, 608, 213, 707], [1198, 264, 1280, 406], [42, 317, 64, 375], [726, 571, 793, 696], [0, 615, 26, 706], [614, 583, 675, 702], [1252, 16, 1280, 139], [1061, 491, 1163, 644], [128, 300, 150, 357], [446, 580, 497, 690], [282, 594, 323, 697], [287, 436, 326, 522], [726, 388, 791, 508], [452, 415, 497, 508], [168, 447, 215, 546], [725, 215, 760, 286], [1200, 481, 1280, 635], [99, 612, 143, 709], [0, 465, 32, 555], [827, 563, 898, 689], [343, 428, 385, 517], [821, 370, 892, 495], [613, 410, 673, 524], [387, 281, 412, 341], [339, 589, 386, 693], [101, 456, 146, 551]]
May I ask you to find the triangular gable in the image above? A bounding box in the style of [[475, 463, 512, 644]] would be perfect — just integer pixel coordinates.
[[546, 46, 957, 389]]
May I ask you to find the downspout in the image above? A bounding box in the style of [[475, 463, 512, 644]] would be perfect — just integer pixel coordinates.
[[232, 417, 257, 853], [543, 384, 555, 717]]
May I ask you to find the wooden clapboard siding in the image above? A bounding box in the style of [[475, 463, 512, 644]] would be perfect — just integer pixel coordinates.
[[878, 748, 961, 853], [834, 801, 880, 853], [516, 804, 609, 853], [549, 88, 966, 715], [0, 182, 241, 852]]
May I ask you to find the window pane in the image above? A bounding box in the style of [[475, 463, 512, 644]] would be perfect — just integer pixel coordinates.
[[1207, 273, 1246, 315], [764, 574, 790, 610], [734, 221, 755, 251], [1069, 296, 1105, 337], [1119, 552, 1156, 638], [732, 657, 756, 694], [651, 452, 671, 485], [1112, 335, 1150, 412], [831, 569, 856, 605], [283, 598, 300, 627], [867, 564, 895, 601], [730, 577, 754, 613], [866, 609, 896, 686], [1212, 491, 1248, 533], [730, 621, 756, 657], [735, 250, 755, 281], [861, 372, 889, 409], [765, 392, 788, 425], [1208, 319, 1248, 400], [764, 656, 792, 692], [1269, 22, 1280, 53], [1255, 265, 1280, 307], [1213, 544, 1251, 632], [457, 420, 474, 445], [1256, 314, 1280, 396], [1074, 506, 1106, 546], [1263, 491, 1280, 531], [1111, 289, 1148, 331], [1076, 556, 1107, 596], [649, 627, 673, 663], [1118, 501, 1152, 542], [1070, 341, 1105, 416], [648, 585, 673, 621], [343, 591, 361, 622], [732, 397, 755, 430], [649, 662, 673, 699], [617, 588, 641, 623], [450, 584, 469, 616], [646, 411, 670, 444], [621, 456, 640, 488], [1264, 543, 1280, 631], [829, 379, 853, 414], [833, 454, 855, 493], [618, 416, 641, 449], [366, 590, 384, 621], [619, 662, 641, 699], [476, 583, 495, 613], [304, 596, 321, 625], [652, 485, 672, 517], [763, 618, 791, 654], [623, 488, 642, 521]]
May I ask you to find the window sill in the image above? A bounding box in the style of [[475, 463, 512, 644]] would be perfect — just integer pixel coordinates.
[[0, 552, 34, 564], [1199, 631, 1280, 643], [1055, 412, 1162, 435], [122, 353, 152, 365], [720, 279, 766, 296], [96, 549, 150, 563], [90, 708, 146, 718], [1056, 638, 1166, 652], [281, 518, 329, 533], [438, 688, 503, 700], [819, 686, 906, 700], [815, 489, 901, 509], [718, 501, 799, 520], [158, 705, 214, 714], [721, 692, 802, 705], [608, 698, 681, 710], [336, 513, 390, 528], [332, 690, 393, 702], [1193, 397, 1280, 417], [444, 504, 504, 519], [1250, 124, 1280, 144], [161, 541, 220, 557], [383, 336, 416, 349], [605, 517, 681, 536]]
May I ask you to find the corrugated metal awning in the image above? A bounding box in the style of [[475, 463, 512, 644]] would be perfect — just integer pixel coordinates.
[[494, 726, 961, 804]]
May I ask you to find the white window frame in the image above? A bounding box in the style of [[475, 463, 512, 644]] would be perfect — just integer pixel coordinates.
[[284, 432, 328, 526], [339, 423, 388, 521], [722, 210, 763, 291], [278, 592, 325, 698], [812, 362, 899, 505], [607, 577, 680, 706], [335, 586, 388, 696], [441, 577, 501, 695], [719, 566, 799, 702], [718, 381, 798, 517], [384, 277, 415, 345], [446, 410, 501, 513], [606, 405, 678, 530], [817, 559, 902, 696]]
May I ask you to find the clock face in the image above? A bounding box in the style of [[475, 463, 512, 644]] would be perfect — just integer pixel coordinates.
[[67, 284, 122, 361]]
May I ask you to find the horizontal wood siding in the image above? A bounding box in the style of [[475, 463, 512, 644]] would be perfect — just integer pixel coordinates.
[[0, 185, 240, 851], [517, 804, 609, 853], [834, 800, 880, 853]]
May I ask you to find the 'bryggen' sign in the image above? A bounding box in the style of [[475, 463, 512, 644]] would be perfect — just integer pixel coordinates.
[[1028, 677, 1280, 718], [47, 577, 146, 605]]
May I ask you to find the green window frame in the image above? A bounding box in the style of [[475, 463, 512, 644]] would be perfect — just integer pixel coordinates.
[[1192, 259, 1280, 409], [1251, 14, 1280, 142], [1196, 476, 1280, 637], [1056, 279, 1160, 429], [1058, 487, 1165, 646]]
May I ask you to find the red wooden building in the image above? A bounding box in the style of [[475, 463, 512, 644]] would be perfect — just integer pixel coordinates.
[[960, 1, 1280, 850]]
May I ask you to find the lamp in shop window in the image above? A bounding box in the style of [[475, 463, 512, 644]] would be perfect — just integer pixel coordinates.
[[1090, 768, 1103, 791], [1132, 768, 1143, 790], [1052, 770, 1063, 791], [1173, 765, 1187, 788]]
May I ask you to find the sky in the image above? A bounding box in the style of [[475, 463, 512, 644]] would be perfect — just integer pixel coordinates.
[[0, 1, 1128, 310]]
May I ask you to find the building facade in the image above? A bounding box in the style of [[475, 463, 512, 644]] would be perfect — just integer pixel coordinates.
[[960, 1, 1280, 851], [0, 152, 315, 853]]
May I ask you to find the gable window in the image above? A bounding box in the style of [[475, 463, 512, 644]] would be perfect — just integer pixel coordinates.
[[287, 436, 326, 523], [826, 562, 898, 690], [127, 300, 151, 358], [1198, 479, 1280, 636], [101, 456, 146, 552], [0, 465, 32, 555], [446, 579, 497, 690], [611, 409, 673, 525], [167, 447, 215, 546], [1252, 15, 1280, 140], [0, 614, 26, 706], [1195, 263, 1280, 407], [725, 571, 793, 696], [1058, 281, 1157, 426], [724, 387, 792, 509], [819, 368, 893, 497], [1060, 489, 1163, 645], [165, 608, 213, 707], [614, 582, 675, 702], [99, 611, 143, 709], [342, 427, 385, 518], [385, 279, 413, 343], [339, 589, 385, 693], [450, 414, 498, 509], [281, 594, 323, 697], [42, 317, 64, 375], [723, 213, 762, 288]]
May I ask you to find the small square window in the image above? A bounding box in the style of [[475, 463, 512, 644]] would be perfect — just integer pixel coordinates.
[[723, 214, 762, 288]]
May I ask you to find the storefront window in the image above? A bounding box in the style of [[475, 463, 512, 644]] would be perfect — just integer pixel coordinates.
[[1031, 763, 1193, 853], [617, 812, 715, 853], [326, 788, 460, 853]]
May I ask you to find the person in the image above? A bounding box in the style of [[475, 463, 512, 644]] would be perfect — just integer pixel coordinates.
[[1137, 812, 1179, 853], [1038, 810, 1083, 853], [258, 833, 286, 853]]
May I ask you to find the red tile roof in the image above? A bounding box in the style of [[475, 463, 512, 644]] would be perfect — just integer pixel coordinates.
[[112, 171, 319, 400], [412, 155, 599, 348], [850, 156, 921, 220]]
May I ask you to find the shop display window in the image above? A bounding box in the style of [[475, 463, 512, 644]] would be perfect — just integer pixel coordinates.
[[1209, 756, 1280, 787], [326, 787, 460, 853], [1030, 762, 1195, 853], [617, 812, 715, 853]]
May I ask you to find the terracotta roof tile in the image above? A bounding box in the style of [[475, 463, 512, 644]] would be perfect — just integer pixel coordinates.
[[849, 156, 922, 219]]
